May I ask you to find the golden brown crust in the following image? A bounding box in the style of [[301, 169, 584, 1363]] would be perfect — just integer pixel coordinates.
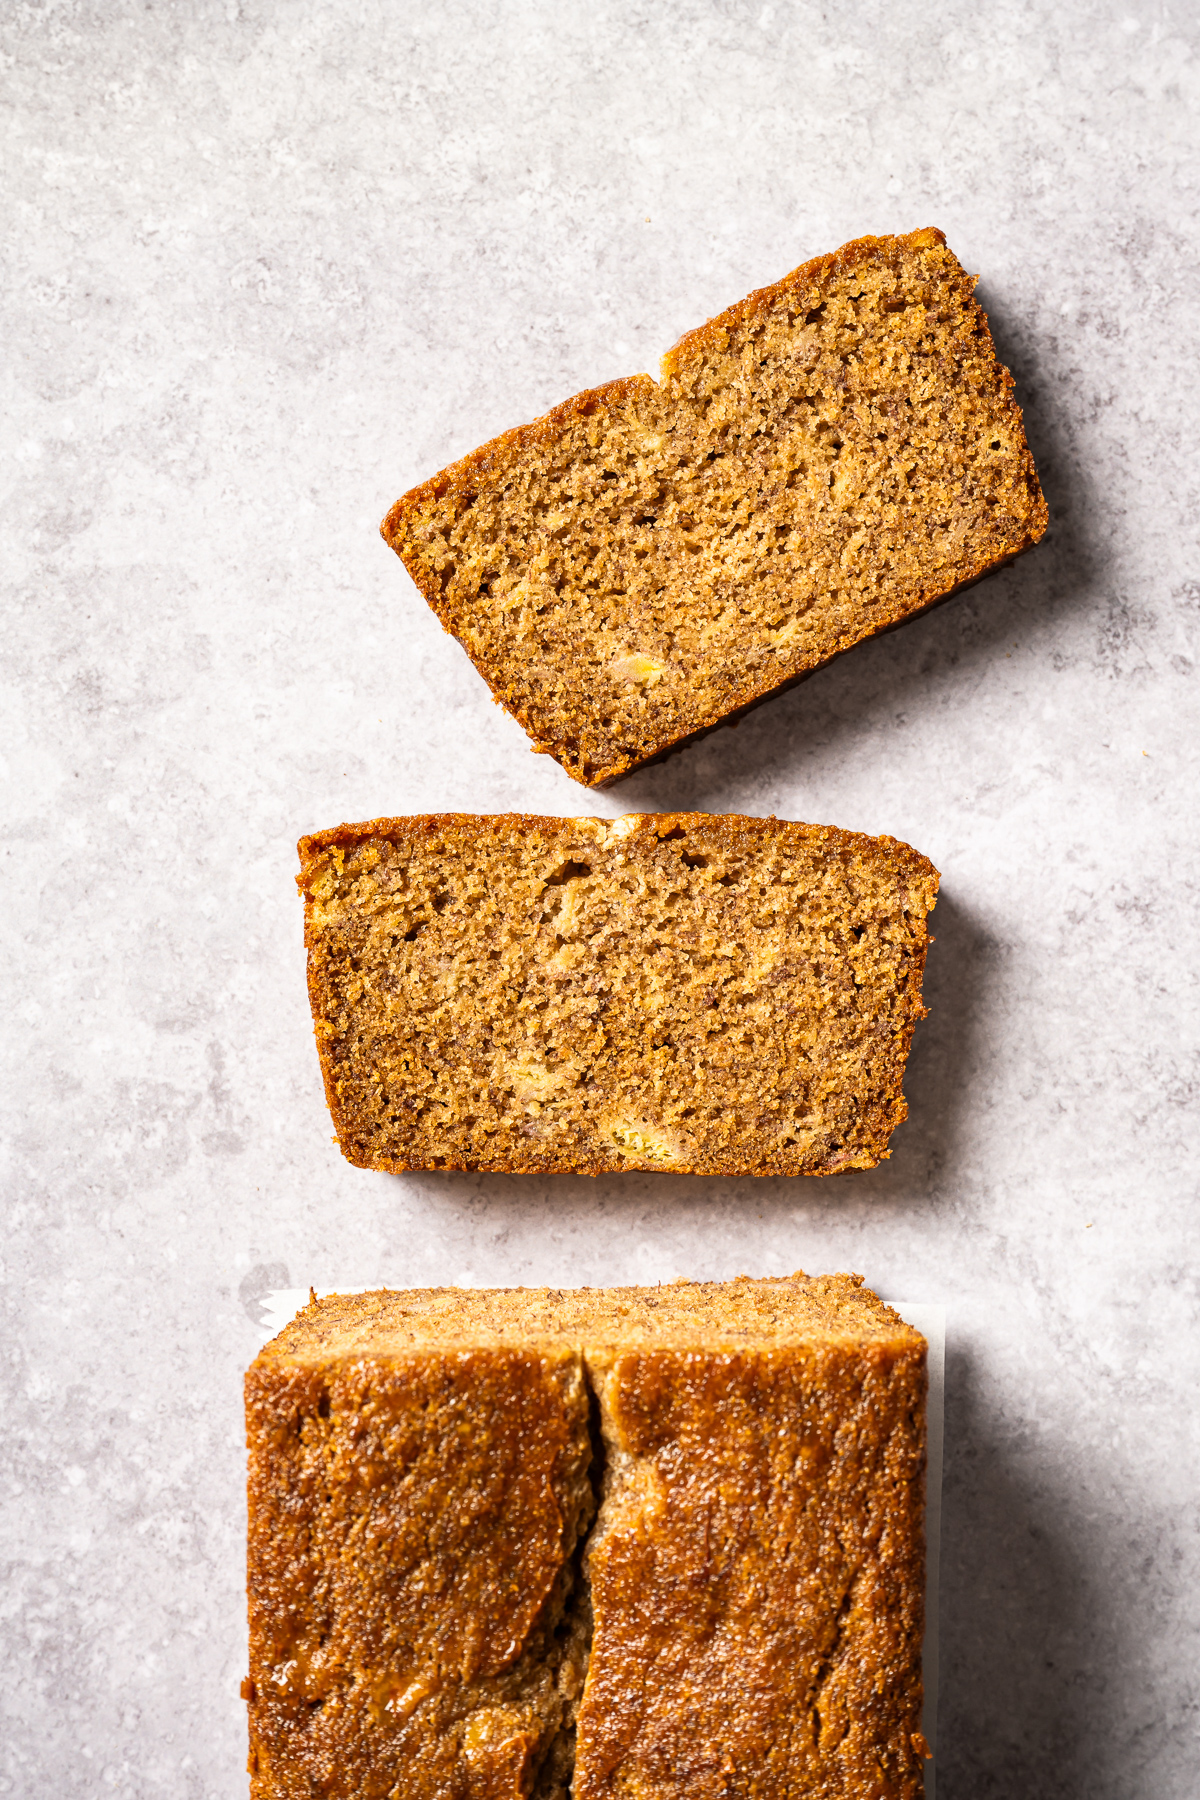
[[296, 812, 939, 1177], [245, 1345, 593, 1800], [580, 1341, 926, 1799], [246, 1277, 927, 1800], [382, 228, 1047, 786]]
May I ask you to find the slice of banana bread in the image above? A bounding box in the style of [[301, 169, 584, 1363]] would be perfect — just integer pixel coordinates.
[[245, 1274, 928, 1800], [297, 812, 939, 1177], [382, 226, 1047, 785]]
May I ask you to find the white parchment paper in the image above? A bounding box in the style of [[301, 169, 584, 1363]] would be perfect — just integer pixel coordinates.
[[889, 1304, 946, 1799]]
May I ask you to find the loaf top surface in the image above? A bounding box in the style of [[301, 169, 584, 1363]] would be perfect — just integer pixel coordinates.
[[247, 1269, 928, 1797], [255, 1272, 924, 1365]]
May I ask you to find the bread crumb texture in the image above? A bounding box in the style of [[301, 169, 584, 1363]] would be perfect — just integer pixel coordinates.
[[297, 812, 939, 1176], [383, 227, 1047, 785], [246, 1275, 927, 1800]]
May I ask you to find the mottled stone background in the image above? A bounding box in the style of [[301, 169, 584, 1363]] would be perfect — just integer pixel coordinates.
[[3, 1, 1198, 1795]]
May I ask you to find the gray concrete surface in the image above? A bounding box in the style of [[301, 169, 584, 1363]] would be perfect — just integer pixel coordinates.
[[3, 1, 1198, 1794]]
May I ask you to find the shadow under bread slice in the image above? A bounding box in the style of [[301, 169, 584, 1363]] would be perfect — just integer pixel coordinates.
[[297, 811, 938, 1176], [382, 227, 1047, 786], [244, 1275, 928, 1800]]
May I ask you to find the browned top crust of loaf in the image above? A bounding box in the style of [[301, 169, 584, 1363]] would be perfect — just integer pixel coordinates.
[[577, 1330, 926, 1800], [245, 1325, 594, 1800], [296, 811, 939, 1177], [246, 1275, 927, 1800], [382, 227, 1047, 785]]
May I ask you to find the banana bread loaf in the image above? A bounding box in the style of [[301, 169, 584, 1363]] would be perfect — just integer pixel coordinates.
[[297, 811, 939, 1177], [382, 226, 1047, 785], [244, 1274, 928, 1800]]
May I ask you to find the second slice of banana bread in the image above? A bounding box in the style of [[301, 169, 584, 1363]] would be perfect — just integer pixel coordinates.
[[297, 811, 939, 1176]]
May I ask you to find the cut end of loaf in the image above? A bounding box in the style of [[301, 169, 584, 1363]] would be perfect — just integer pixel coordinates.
[[297, 811, 939, 1178], [258, 1271, 925, 1361], [382, 227, 1047, 785]]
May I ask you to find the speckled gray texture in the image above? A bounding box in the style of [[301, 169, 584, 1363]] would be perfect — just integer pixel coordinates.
[[3, 2, 1198, 1795]]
